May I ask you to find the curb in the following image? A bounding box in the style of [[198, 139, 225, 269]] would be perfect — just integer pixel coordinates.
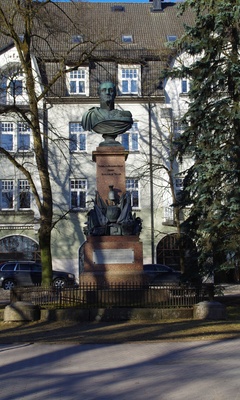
[[1, 306, 193, 322]]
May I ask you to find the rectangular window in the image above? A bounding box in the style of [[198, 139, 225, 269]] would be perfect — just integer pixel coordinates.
[[72, 35, 84, 43], [10, 80, 23, 96], [181, 79, 190, 94], [163, 206, 183, 224], [122, 69, 137, 93], [122, 35, 133, 43], [161, 108, 172, 119], [163, 207, 174, 222], [119, 65, 141, 95], [126, 178, 139, 208], [174, 121, 186, 134], [175, 176, 184, 203], [67, 67, 89, 96], [0, 121, 32, 152], [0, 67, 26, 105], [69, 122, 86, 152], [121, 134, 129, 150], [1, 180, 14, 209], [7, 69, 25, 104], [0, 122, 13, 151], [175, 177, 184, 190], [0, 75, 7, 104], [121, 122, 139, 151], [18, 180, 30, 209], [112, 5, 125, 11], [17, 122, 31, 151], [167, 35, 177, 42], [70, 179, 87, 209]]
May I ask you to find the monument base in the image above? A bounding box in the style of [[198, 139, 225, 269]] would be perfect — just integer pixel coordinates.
[[79, 271, 147, 285], [81, 236, 145, 284]]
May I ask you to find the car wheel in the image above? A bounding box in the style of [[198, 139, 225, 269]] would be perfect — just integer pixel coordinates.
[[53, 278, 66, 289], [3, 279, 15, 290]]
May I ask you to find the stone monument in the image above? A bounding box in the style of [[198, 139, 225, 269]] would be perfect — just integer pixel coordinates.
[[80, 82, 144, 284]]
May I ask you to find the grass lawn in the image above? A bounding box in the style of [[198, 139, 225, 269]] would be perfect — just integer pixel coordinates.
[[0, 294, 239, 343]]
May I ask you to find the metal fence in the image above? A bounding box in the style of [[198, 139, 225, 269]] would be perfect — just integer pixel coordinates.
[[10, 283, 212, 309]]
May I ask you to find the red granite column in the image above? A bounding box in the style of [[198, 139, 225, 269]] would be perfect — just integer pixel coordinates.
[[92, 145, 128, 202]]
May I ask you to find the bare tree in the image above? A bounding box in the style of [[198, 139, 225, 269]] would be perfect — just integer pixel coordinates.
[[0, 0, 118, 285], [128, 102, 189, 272]]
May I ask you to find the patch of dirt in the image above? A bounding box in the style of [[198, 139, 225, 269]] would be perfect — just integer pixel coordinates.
[[0, 315, 240, 344], [0, 286, 239, 344]]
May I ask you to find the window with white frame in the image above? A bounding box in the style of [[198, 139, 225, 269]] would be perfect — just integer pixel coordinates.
[[67, 67, 89, 96], [126, 178, 139, 208], [118, 65, 141, 95], [69, 122, 86, 152], [163, 206, 174, 223], [1, 180, 14, 209], [70, 179, 87, 209], [121, 122, 139, 151], [18, 180, 30, 209], [0, 122, 13, 151], [0, 179, 31, 210], [0, 121, 32, 152]]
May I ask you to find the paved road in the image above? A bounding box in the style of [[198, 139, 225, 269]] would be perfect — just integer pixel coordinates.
[[1, 339, 240, 400]]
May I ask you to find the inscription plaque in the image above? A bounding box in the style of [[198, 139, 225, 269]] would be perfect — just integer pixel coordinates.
[[93, 249, 134, 264]]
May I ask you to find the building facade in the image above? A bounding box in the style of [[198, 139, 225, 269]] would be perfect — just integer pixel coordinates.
[[0, 1, 193, 280]]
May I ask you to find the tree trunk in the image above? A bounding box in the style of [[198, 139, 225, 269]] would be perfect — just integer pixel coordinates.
[[175, 206, 185, 274], [39, 223, 52, 286]]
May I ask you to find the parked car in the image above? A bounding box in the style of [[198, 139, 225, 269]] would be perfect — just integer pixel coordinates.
[[143, 264, 182, 284], [0, 261, 77, 290]]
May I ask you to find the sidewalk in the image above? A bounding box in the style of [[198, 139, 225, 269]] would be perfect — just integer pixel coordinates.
[[1, 339, 240, 400], [0, 285, 239, 399]]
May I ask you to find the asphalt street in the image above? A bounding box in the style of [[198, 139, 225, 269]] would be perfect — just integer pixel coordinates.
[[1, 339, 240, 400]]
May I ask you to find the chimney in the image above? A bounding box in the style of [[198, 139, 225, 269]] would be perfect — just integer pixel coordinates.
[[150, 0, 163, 12]]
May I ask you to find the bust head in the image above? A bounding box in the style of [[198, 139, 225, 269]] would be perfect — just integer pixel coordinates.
[[98, 82, 116, 110]]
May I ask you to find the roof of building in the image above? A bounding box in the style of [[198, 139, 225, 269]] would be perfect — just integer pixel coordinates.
[[0, 1, 194, 62]]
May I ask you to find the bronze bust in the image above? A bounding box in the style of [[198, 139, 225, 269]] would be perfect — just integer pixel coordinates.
[[82, 82, 133, 145]]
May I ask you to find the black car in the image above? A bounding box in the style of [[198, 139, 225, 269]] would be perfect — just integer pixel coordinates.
[[143, 264, 181, 284], [0, 261, 77, 290]]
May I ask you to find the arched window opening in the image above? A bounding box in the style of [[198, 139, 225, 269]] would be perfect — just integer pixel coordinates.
[[0, 235, 40, 262], [156, 233, 197, 272]]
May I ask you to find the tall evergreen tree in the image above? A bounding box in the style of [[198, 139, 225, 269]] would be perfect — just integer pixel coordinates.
[[167, 0, 240, 277]]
